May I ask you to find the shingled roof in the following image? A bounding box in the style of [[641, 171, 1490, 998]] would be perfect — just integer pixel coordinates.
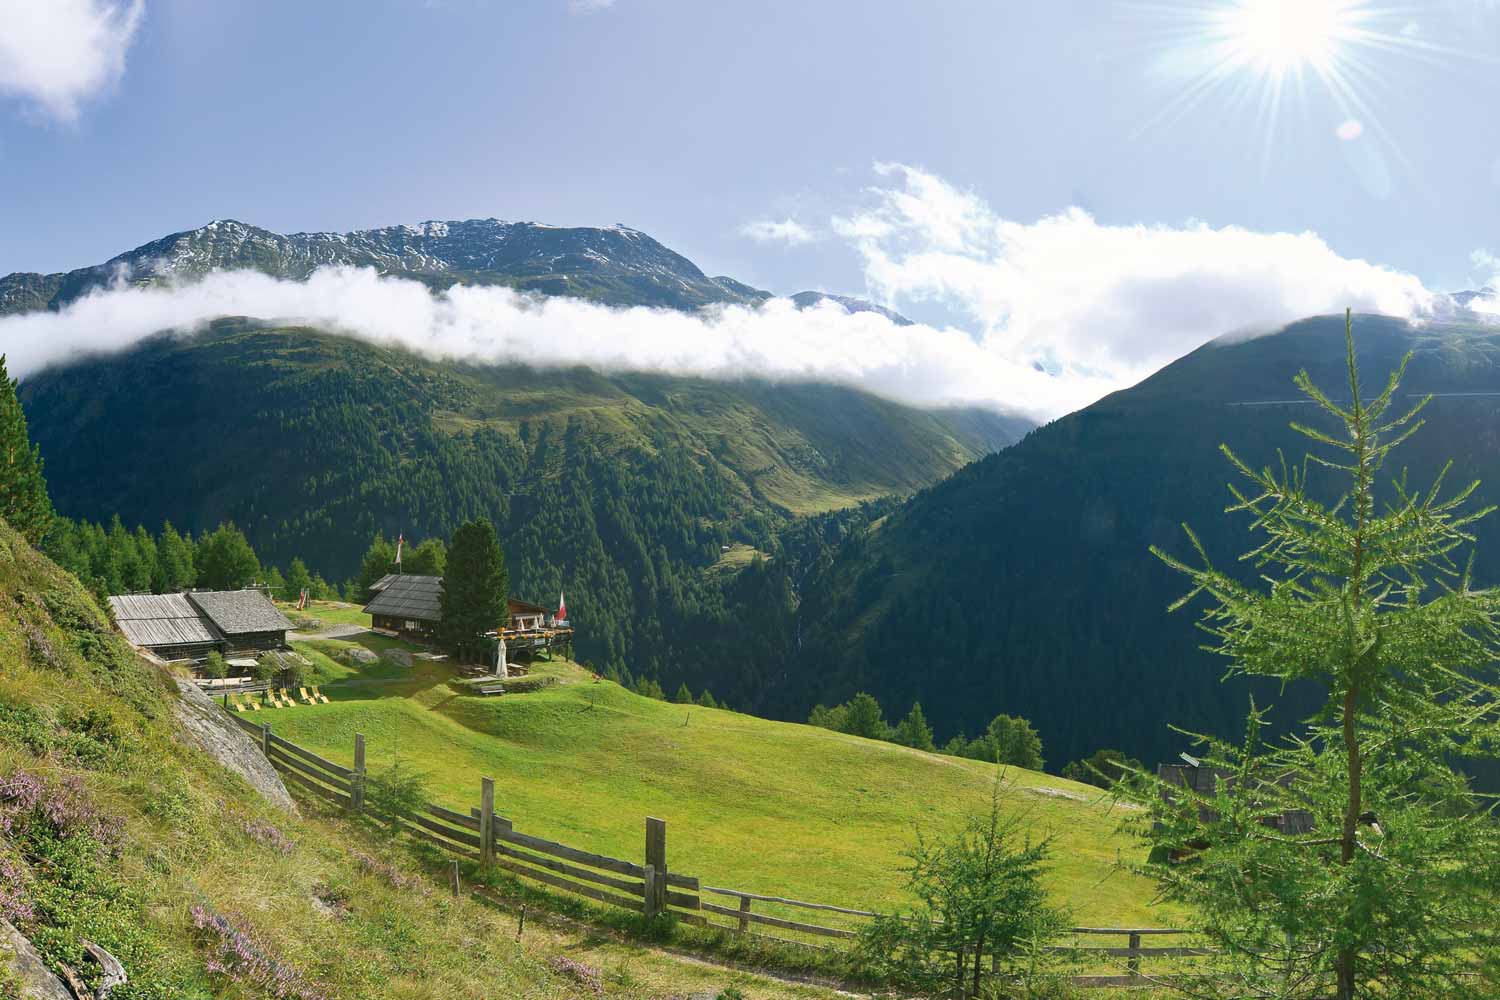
[[187, 590, 294, 636], [108, 593, 219, 647], [363, 574, 443, 622]]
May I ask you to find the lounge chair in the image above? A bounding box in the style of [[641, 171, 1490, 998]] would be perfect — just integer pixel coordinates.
[[230, 693, 248, 712], [312, 686, 331, 704], [298, 686, 315, 704]]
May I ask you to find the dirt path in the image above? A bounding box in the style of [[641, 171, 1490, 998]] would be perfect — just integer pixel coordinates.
[[287, 623, 370, 642]]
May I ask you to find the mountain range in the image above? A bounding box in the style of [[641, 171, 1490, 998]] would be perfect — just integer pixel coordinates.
[[0, 217, 908, 318], [18, 218, 1500, 770], [783, 312, 1500, 767], [6, 219, 1025, 704]]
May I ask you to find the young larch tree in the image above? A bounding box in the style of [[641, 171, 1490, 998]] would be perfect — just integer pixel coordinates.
[[1138, 311, 1500, 999]]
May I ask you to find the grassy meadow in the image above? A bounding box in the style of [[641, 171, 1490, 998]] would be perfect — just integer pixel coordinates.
[[255, 613, 1176, 932]]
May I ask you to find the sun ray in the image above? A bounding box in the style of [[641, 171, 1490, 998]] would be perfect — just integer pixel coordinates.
[[1123, 0, 1498, 182]]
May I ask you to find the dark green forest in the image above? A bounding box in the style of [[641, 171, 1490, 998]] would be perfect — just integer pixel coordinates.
[[20, 323, 1009, 712]]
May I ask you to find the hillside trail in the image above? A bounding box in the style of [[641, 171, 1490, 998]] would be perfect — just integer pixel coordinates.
[[287, 622, 369, 642]]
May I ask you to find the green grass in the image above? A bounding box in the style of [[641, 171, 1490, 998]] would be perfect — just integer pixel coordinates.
[[278, 599, 371, 629], [255, 660, 1180, 931]]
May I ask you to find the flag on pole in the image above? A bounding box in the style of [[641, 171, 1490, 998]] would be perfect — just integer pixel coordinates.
[[556, 590, 567, 622], [395, 533, 404, 568], [297, 589, 307, 611]]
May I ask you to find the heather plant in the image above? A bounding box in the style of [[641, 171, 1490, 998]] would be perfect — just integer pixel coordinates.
[[0, 853, 34, 925], [238, 815, 296, 855], [547, 954, 605, 996], [1135, 311, 1500, 999], [191, 904, 331, 1000]]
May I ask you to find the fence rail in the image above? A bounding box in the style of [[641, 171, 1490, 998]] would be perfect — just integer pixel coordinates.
[[232, 714, 1199, 987]]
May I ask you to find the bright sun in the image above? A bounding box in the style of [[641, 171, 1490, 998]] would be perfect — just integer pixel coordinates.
[[1225, 0, 1353, 75]]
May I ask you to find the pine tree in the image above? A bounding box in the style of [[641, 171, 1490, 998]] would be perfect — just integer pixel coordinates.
[[894, 702, 936, 752], [284, 558, 314, 602], [0, 354, 52, 544], [1138, 312, 1500, 999], [438, 519, 508, 661], [356, 534, 397, 592], [404, 537, 447, 576], [196, 523, 261, 590], [154, 521, 196, 592], [842, 692, 889, 740], [673, 682, 693, 704]]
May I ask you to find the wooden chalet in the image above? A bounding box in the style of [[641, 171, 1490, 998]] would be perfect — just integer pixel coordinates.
[[108, 589, 292, 661], [362, 574, 573, 656], [1156, 754, 1314, 858], [363, 574, 442, 638]]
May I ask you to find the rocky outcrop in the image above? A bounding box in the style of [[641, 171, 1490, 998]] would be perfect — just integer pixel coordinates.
[[0, 918, 72, 1000], [172, 680, 296, 814]]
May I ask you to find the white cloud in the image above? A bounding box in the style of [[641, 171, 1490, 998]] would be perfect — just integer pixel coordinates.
[[0, 0, 144, 122], [739, 218, 818, 246], [1, 267, 1094, 419], [833, 164, 1436, 399], [1336, 119, 1364, 141]]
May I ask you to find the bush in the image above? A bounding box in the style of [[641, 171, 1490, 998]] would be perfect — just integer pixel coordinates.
[[202, 650, 228, 679]]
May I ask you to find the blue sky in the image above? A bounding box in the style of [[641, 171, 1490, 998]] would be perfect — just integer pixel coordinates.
[[3, 0, 1500, 417]]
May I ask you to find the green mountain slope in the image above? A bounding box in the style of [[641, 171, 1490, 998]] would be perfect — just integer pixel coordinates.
[[20, 324, 1023, 687], [784, 313, 1500, 768], [0, 516, 847, 1000]]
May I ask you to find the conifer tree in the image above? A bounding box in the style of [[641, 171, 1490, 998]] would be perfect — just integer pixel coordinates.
[[674, 682, 693, 704], [438, 518, 508, 661], [0, 354, 52, 544], [1138, 312, 1500, 999], [196, 523, 261, 590], [154, 521, 196, 592], [894, 702, 936, 751], [356, 534, 397, 592], [284, 558, 313, 602]]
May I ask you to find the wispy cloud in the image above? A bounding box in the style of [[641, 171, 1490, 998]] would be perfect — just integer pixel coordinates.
[[833, 163, 1436, 397], [3, 268, 1092, 419], [567, 0, 615, 12], [0, 0, 144, 122], [739, 218, 818, 247]]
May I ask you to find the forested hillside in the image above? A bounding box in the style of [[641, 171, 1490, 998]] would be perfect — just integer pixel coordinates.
[[19, 323, 1017, 697], [783, 314, 1500, 767]]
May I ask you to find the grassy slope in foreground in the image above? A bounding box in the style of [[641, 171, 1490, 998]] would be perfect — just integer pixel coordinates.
[[0, 528, 840, 1000], [258, 654, 1176, 928]]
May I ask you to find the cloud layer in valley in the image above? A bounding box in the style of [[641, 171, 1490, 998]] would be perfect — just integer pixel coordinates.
[[0, 164, 1452, 421], [0, 0, 143, 122]]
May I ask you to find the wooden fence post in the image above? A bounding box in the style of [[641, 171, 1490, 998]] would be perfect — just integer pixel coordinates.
[[643, 865, 660, 919], [351, 733, 366, 814], [736, 895, 751, 933], [480, 778, 496, 867], [1128, 931, 1142, 979], [260, 723, 271, 757], [450, 860, 461, 898], [645, 817, 667, 918]]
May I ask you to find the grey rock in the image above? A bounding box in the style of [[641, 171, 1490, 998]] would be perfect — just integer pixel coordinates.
[[0, 918, 73, 1000], [342, 647, 379, 665], [381, 648, 413, 667], [172, 679, 297, 813]]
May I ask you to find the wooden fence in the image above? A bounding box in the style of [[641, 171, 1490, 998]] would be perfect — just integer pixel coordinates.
[[231, 716, 1203, 987]]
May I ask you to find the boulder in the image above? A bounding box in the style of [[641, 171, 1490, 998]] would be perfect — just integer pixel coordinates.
[[381, 648, 413, 668], [341, 647, 379, 665], [171, 680, 297, 814], [0, 918, 73, 1000]]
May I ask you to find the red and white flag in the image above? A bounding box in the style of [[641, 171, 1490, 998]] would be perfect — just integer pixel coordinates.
[[395, 533, 404, 566], [556, 590, 567, 621], [297, 589, 308, 610]]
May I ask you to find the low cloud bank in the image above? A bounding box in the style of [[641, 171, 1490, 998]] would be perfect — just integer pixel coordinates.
[[3, 165, 1455, 421], [1, 267, 1103, 418]]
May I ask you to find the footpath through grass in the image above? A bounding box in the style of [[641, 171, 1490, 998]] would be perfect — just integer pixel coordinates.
[[256, 651, 1178, 931]]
